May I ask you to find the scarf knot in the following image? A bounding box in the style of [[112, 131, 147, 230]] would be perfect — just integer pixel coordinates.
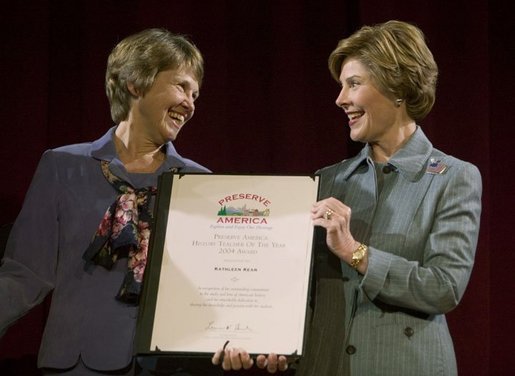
[[83, 161, 157, 305]]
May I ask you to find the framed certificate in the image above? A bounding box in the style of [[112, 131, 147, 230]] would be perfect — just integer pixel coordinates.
[[135, 173, 320, 359]]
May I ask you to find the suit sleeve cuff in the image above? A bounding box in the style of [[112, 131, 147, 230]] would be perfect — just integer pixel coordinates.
[[360, 247, 392, 300]]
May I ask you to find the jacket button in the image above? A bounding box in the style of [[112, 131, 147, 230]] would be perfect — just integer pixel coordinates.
[[404, 327, 414, 338], [382, 165, 394, 174], [345, 345, 356, 355]]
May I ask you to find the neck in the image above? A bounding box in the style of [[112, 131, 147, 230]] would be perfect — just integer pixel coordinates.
[[114, 122, 165, 173], [370, 122, 416, 163]]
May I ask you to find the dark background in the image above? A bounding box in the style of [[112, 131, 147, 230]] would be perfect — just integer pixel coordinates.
[[0, 0, 513, 374]]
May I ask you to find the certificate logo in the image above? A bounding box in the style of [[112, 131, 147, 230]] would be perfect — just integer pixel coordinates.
[[216, 193, 270, 224]]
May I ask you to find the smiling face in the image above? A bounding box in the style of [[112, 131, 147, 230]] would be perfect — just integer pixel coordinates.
[[129, 66, 200, 145], [335, 57, 407, 146]]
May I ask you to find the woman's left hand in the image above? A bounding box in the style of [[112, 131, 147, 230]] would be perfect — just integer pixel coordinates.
[[211, 347, 288, 373], [212, 346, 254, 371], [311, 197, 360, 264]]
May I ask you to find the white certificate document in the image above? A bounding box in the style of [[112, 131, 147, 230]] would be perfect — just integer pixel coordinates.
[[136, 173, 319, 357]]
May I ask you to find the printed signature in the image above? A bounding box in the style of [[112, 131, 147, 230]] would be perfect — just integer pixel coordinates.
[[206, 321, 253, 332]]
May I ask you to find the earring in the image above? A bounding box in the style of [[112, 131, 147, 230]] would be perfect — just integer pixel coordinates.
[[395, 98, 403, 107]]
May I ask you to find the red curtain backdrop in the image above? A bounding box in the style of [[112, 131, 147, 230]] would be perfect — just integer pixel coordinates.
[[1, 0, 512, 374]]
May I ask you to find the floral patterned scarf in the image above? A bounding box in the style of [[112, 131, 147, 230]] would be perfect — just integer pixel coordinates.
[[83, 161, 156, 305]]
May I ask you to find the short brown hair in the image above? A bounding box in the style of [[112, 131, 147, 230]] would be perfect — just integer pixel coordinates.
[[105, 28, 204, 123], [328, 20, 438, 121]]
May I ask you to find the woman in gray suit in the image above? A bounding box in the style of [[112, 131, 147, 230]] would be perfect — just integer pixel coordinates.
[[214, 20, 481, 376]]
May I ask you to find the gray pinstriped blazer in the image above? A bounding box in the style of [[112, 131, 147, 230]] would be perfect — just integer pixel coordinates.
[[296, 127, 482, 376]]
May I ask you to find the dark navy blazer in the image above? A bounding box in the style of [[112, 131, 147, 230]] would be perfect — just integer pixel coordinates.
[[0, 127, 210, 371]]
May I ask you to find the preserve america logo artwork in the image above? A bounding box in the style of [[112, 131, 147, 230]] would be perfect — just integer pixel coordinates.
[[216, 193, 271, 224]]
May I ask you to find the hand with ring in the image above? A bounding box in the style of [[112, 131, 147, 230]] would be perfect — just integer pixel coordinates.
[[311, 197, 361, 263], [323, 209, 334, 220]]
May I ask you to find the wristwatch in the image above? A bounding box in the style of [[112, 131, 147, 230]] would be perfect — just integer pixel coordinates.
[[350, 243, 368, 269]]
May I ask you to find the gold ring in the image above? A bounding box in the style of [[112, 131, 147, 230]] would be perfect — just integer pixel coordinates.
[[323, 209, 333, 220]]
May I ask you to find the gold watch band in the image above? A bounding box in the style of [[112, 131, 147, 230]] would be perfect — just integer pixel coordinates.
[[350, 243, 368, 269]]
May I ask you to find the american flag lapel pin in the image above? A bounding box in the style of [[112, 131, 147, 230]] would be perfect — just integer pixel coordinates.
[[426, 158, 448, 174]]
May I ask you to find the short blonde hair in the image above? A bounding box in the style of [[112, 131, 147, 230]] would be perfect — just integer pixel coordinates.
[[105, 28, 204, 123], [328, 20, 438, 121]]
